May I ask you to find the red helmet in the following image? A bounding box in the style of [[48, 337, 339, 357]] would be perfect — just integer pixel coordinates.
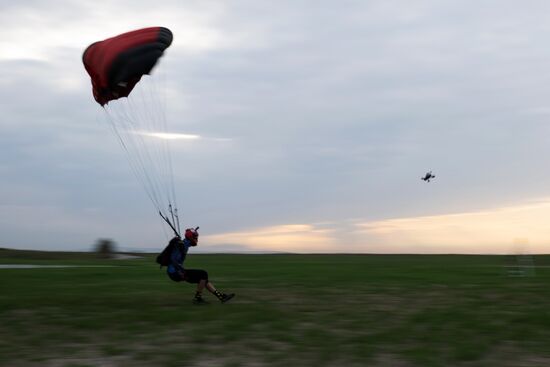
[[185, 228, 199, 241]]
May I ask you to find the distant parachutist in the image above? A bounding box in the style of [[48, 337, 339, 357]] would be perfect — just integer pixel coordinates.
[[421, 171, 435, 182]]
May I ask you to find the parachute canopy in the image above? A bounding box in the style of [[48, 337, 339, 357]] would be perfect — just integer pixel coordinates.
[[83, 27, 173, 106], [82, 27, 181, 237]]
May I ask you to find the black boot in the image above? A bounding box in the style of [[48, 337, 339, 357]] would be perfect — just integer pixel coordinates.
[[220, 293, 235, 303], [213, 289, 235, 303]]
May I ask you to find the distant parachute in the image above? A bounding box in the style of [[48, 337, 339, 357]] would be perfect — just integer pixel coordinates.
[[83, 27, 181, 237]]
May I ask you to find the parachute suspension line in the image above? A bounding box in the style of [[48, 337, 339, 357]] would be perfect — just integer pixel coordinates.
[[142, 74, 180, 225], [159, 210, 180, 238], [168, 204, 180, 235], [104, 111, 162, 213], [169, 204, 176, 231], [124, 89, 170, 214], [174, 207, 181, 234], [83, 27, 177, 237], [103, 104, 164, 214], [142, 77, 178, 221], [148, 75, 178, 211], [103, 76, 181, 237], [144, 78, 171, 203], [110, 103, 165, 213], [125, 89, 167, 205]]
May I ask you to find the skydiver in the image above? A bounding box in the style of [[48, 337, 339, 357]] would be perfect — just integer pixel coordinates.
[[421, 171, 435, 182], [166, 228, 235, 305]]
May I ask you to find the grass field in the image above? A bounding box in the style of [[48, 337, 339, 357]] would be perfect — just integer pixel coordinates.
[[1, 249, 550, 366]]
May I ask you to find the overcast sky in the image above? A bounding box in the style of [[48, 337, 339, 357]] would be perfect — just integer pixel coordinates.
[[2, 0, 550, 253]]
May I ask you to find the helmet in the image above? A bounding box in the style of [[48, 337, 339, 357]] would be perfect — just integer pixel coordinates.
[[185, 228, 199, 241]]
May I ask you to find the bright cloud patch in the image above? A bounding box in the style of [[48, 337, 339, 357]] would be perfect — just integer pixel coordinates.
[[203, 199, 550, 254], [203, 224, 336, 253], [354, 199, 550, 254], [136, 132, 201, 140]]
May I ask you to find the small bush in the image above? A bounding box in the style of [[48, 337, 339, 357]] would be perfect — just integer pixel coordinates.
[[94, 239, 117, 259]]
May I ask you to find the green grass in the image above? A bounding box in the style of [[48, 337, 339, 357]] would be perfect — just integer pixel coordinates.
[[1, 251, 550, 366]]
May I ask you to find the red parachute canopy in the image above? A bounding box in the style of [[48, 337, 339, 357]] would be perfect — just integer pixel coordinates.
[[83, 27, 173, 106]]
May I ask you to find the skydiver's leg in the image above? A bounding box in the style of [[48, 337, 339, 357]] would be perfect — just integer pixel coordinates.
[[197, 278, 207, 293], [206, 281, 235, 303], [183, 269, 209, 304], [186, 269, 235, 303], [193, 279, 208, 303]]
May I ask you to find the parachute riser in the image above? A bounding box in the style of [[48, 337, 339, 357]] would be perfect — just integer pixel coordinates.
[[159, 211, 181, 238], [168, 204, 181, 236]]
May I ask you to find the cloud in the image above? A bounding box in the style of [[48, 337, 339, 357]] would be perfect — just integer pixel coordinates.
[[353, 199, 550, 254], [135, 132, 201, 140], [199, 198, 550, 254], [203, 223, 337, 253], [3, 1, 550, 252], [8, 197, 550, 254], [0, 1, 241, 61]]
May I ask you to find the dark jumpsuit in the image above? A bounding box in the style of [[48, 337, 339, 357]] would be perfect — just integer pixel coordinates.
[[166, 237, 208, 283]]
